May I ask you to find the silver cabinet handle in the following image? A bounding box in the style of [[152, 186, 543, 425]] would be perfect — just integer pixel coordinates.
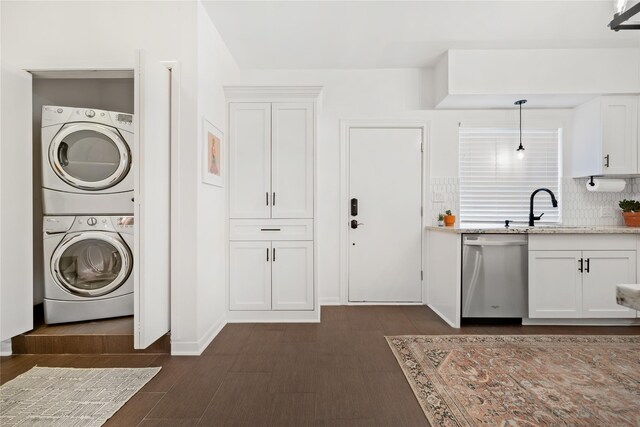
[[266, 248, 269, 261], [272, 248, 276, 262], [604, 154, 610, 168], [266, 192, 269, 206], [273, 192, 276, 206]]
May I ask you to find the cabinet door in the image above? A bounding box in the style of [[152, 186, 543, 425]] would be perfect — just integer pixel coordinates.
[[529, 251, 582, 318], [229, 103, 271, 218], [229, 241, 271, 310], [271, 241, 313, 310], [601, 96, 638, 175], [271, 103, 314, 219], [582, 251, 637, 318]]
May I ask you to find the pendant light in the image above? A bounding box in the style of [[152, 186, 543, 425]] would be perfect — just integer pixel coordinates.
[[515, 99, 527, 160]]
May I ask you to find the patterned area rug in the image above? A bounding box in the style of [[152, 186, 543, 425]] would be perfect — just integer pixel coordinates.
[[0, 366, 160, 426], [386, 335, 640, 426]]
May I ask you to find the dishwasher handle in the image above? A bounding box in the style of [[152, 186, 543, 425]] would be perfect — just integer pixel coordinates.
[[463, 239, 527, 247]]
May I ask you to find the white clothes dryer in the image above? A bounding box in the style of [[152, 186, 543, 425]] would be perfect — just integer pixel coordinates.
[[43, 215, 134, 324], [41, 105, 135, 214]]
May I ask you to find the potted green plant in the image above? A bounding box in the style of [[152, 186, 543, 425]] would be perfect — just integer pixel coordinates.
[[437, 213, 444, 227], [619, 199, 640, 227], [444, 209, 456, 227]]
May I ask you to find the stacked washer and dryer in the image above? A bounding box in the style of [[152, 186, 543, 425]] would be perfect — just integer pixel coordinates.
[[41, 106, 135, 324]]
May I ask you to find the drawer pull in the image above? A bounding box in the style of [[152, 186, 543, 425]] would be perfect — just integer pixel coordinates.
[[260, 228, 281, 231]]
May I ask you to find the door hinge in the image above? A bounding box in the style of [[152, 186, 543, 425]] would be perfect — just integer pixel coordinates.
[[420, 142, 424, 153], [421, 270, 423, 280]]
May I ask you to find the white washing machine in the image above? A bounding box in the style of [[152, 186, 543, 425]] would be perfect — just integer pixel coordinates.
[[41, 105, 135, 215], [43, 215, 134, 324]]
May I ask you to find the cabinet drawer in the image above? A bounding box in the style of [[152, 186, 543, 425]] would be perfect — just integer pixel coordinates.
[[528, 234, 636, 251], [230, 219, 313, 241]]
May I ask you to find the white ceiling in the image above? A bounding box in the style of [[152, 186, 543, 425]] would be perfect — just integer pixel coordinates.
[[203, 0, 640, 69]]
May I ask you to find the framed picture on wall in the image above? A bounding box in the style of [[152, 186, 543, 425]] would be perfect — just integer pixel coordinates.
[[202, 117, 224, 187]]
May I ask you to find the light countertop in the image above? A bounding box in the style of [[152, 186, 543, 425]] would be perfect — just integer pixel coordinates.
[[425, 224, 640, 234]]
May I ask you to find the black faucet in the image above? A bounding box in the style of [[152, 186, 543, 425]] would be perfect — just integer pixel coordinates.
[[529, 188, 558, 226]]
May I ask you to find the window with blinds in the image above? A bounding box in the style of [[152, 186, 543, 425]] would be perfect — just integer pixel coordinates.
[[459, 127, 561, 224]]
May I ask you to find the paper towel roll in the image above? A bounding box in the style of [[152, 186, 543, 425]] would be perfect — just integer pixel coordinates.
[[586, 178, 626, 192]]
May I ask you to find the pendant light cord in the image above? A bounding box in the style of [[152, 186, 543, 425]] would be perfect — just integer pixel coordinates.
[[515, 99, 527, 152], [519, 102, 522, 149]]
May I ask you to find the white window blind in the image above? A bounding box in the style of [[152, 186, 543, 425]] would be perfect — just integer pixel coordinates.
[[459, 127, 561, 224]]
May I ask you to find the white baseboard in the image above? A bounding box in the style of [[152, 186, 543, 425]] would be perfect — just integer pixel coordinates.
[[226, 309, 320, 323], [319, 297, 341, 306], [170, 315, 227, 356], [0, 339, 12, 356]]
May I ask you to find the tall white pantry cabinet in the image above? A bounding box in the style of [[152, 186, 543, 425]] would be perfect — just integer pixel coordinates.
[[225, 87, 320, 321]]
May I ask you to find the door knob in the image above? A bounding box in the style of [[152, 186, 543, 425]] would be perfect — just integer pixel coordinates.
[[350, 219, 364, 229]]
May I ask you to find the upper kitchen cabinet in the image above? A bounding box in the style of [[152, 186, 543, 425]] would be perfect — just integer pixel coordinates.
[[572, 95, 638, 177], [229, 102, 314, 219]]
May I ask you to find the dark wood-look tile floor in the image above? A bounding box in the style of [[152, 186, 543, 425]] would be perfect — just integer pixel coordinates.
[[2, 306, 639, 426]]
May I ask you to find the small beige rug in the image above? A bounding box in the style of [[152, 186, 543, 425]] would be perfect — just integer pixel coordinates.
[[386, 335, 640, 427], [0, 366, 160, 426]]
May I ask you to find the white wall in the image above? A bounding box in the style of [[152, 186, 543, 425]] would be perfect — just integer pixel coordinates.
[[0, 1, 223, 352], [192, 2, 239, 352]]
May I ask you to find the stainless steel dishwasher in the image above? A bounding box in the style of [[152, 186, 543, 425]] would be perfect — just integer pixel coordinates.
[[462, 234, 528, 318]]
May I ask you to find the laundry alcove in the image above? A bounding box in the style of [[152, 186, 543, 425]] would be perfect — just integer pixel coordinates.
[[1, 52, 174, 353]]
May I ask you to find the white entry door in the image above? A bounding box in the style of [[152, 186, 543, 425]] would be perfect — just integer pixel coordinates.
[[348, 127, 423, 302], [134, 51, 172, 349]]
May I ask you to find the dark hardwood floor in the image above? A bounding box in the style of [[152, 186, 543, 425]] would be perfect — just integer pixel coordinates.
[[2, 305, 639, 426]]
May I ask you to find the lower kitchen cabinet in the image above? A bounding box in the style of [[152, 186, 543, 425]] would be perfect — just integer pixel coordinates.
[[529, 249, 637, 319], [229, 240, 313, 311], [529, 251, 583, 318], [582, 251, 637, 318]]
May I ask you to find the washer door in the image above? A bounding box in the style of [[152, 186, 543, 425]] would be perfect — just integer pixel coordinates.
[[51, 231, 132, 297], [49, 123, 131, 190]]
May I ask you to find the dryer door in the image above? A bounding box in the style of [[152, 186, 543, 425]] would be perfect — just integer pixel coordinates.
[[49, 123, 131, 190], [51, 231, 132, 297]]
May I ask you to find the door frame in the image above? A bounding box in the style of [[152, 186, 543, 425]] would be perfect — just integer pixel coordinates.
[[339, 119, 430, 305]]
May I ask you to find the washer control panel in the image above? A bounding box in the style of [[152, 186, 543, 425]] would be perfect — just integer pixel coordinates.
[[44, 216, 134, 234], [114, 216, 134, 232]]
